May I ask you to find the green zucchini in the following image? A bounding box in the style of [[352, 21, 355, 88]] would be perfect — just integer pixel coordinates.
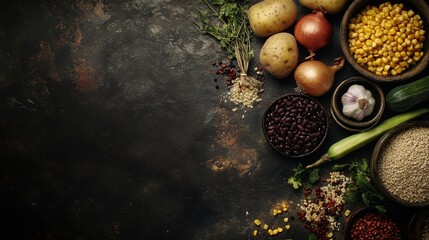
[[386, 75, 429, 112], [306, 107, 429, 169]]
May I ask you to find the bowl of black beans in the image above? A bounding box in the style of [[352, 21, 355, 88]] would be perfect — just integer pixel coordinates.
[[262, 93, 328, 157]]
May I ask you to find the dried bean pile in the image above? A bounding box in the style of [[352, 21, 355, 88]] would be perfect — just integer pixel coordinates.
[[350, 212, 402, 240], [377, 126, 429, 203], [297, 172, 351, 239], [263, 95, 327, 156]]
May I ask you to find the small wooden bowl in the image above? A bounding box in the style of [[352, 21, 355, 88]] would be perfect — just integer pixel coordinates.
[[370, 121, 429, 208], [344, 207, 406, 240], [340, 0, 429, 82], [408, 208, 429, 240], [331, 77, 385, 132], [262, 93, 329, 158]]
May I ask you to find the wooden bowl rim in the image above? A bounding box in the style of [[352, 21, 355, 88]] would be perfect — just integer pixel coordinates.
[[331, 76, 385, 130]]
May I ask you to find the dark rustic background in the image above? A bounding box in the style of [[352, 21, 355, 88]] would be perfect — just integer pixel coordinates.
[[1, 0, 428, 239]]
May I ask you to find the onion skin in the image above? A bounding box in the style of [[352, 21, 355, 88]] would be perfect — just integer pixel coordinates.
[[294, 10, 332, 57], [294, 58, 345, 97]]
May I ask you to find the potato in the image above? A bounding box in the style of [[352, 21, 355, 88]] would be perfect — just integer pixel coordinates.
[[248, 0, 298, 37], [259, 32, 299, 79], [299, 0, 348, 14]]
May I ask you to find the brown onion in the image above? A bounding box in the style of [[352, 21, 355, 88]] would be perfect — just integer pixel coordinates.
[[294, 57, 345, 96], [294, 9, 332, 58]]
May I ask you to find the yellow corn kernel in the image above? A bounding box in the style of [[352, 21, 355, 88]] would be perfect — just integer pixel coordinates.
[[277, 227, 283, 233], [273, 209, 277, 216], [263, 224, 268, 230], [253, 230, 258, 237], [285, 224, 291, 230], [253, 219, 261, 226], [283, 217, 289, 223], [268, 229, 274, 235], [327, 232, 334, 238], [272, 229, 278, 235], [344, 210, 351, 217]]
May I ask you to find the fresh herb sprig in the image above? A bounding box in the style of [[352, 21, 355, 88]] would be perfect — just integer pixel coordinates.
[[287, 163, 320, 190], [194, 0, 262, 87], [194, 0, 253, 60], [333, 158, 386, 212]]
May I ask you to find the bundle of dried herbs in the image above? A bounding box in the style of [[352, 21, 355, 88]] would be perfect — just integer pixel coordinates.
[[195, 0, 263, 108]]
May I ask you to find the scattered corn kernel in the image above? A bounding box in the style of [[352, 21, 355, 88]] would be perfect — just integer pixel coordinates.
[[253, 219, 261, 226], [285, 224, 291, 230], [344, 210, 351, 217], [272, 229, 279, 235], [263, 224, 269, 230], [273, 209, 278, 216], [283, 217, 289, 223], [327, 232, 333, 238], [253, 230, 258, 237], [268, 229, 274, 235], [283, 207, 288, 212], [277, 227, 283, 233], [277, 209, 282, 214]]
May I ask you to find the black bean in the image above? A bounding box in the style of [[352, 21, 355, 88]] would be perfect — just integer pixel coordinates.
[[264, 95, 327, 156]]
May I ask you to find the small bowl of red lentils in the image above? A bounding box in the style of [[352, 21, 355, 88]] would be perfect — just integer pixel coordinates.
[[344, 207, 405, 240], [340, 0, 429, 82]]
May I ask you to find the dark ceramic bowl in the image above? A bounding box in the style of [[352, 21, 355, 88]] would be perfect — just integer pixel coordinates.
[[331, 77, 385, 132], [262, 93, 328, 158], [370, 121, 429, 207], [344, 207, 406, 240], [408, 208, 429, 240], [340, 0, 429, 82]]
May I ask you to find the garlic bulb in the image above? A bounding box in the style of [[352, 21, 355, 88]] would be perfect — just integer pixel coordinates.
[[341, 84, 375, 121]]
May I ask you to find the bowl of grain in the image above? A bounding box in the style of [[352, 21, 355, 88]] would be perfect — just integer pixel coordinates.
[[370, 121, 429, 207], [262, 93, 328, 158], [340, 0, 429, 82]]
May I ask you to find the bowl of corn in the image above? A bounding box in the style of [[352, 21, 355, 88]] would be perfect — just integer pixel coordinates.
[[340, 0, 429, 82]]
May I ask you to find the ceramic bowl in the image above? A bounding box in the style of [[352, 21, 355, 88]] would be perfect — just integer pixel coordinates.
[[408, 208, 429, 240], [370, 121, 429, 207], [331, 77, 385, 132], [340, 0, 429, 82], [344, 207, 406, 240], [262, 93, 328, 158]]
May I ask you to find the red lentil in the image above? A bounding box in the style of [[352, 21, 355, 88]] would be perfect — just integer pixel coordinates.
[[350, 212, 401, 240]]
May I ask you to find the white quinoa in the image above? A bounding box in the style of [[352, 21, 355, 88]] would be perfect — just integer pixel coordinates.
[[227, 77, 263, 108], [377, 126, 429, 203]]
